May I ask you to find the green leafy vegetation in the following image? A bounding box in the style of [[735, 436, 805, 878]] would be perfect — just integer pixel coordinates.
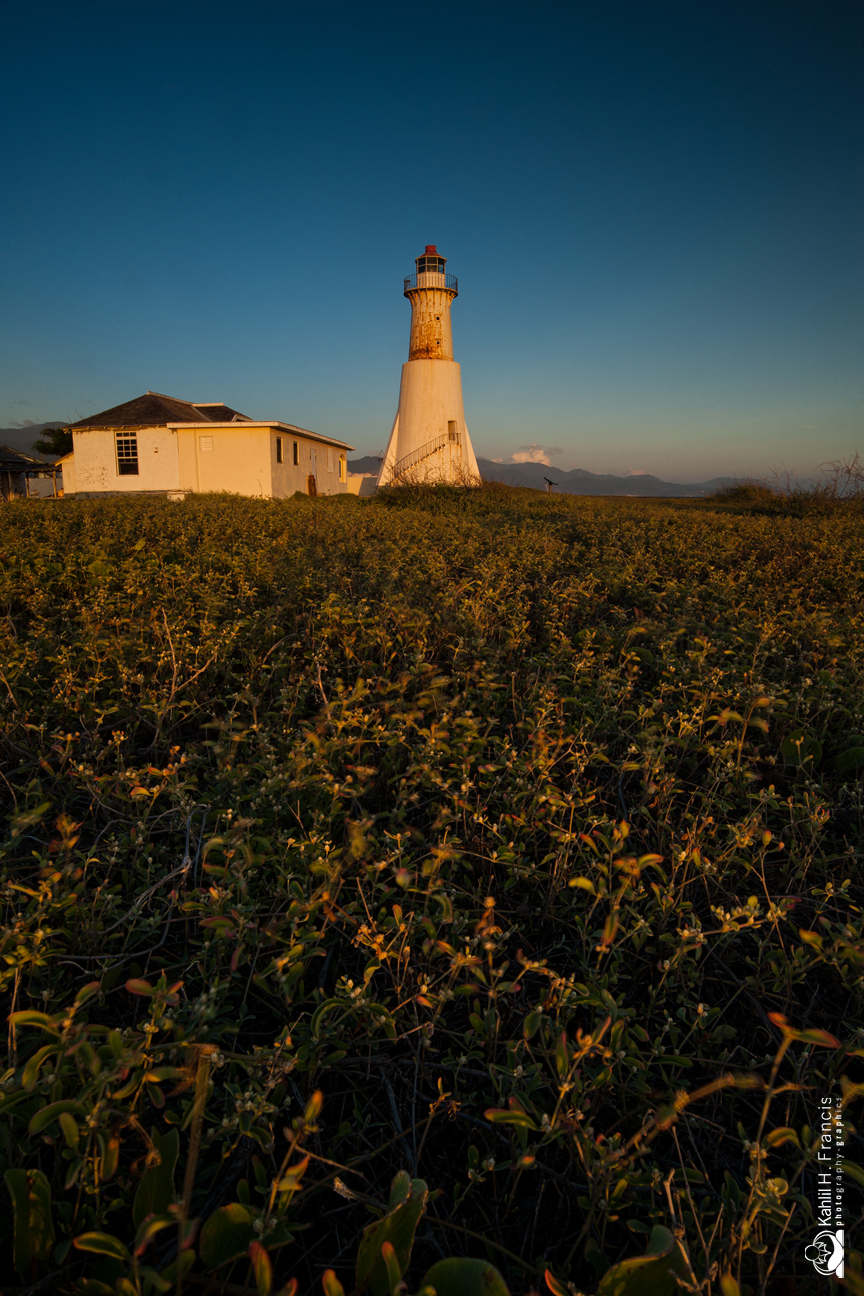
[[32, 426, 73, 459], [0, 486, 862, 1295]]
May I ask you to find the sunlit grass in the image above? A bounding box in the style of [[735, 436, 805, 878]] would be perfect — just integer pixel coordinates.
[[0, 488, 861, 1294]]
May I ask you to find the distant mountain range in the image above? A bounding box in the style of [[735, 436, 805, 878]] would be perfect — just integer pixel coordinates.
[[348, 456, 733, 497], [0, 423, 66, 458]]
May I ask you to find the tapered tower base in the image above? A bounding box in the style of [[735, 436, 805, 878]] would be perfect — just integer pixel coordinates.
[[377, 360, 480, 487], [378, 245, 480, 488]]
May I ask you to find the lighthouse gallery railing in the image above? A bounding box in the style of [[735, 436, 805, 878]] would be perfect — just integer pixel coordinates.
[[390, 432, 461, 483], [403, 273, 459, 293]]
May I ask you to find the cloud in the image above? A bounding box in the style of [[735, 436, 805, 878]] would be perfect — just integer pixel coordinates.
[[510, 444, 563, 466], [13, 400, 28, 406], [626, 469, 648, 476]]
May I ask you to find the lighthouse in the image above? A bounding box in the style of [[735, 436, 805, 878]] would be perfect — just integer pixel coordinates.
[[377, 245, 480, 488]]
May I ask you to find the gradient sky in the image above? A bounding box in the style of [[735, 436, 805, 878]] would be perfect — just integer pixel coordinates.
[[2, 0, 862, 481]]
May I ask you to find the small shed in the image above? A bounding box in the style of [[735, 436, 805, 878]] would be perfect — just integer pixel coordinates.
[[0, 446, 59, 501], [62, 392, 354, 499]]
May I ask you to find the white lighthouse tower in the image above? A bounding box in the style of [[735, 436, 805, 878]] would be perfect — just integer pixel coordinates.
[[377, 245, 480, 488]]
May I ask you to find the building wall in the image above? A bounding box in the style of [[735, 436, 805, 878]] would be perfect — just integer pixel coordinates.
[[73, 427, 180, 494], [58, 453, 76, 495], [270, 432, 347, 497], [176, 427, 270, 496], [69, 426, 348, 498]]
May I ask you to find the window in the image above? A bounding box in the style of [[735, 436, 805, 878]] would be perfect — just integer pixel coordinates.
[[276, 436, 283, 464], [116, 433, 139, 475], [199, 435, 213, 452], [293, 441, 299, 465], [448, 421, 458, 442], [339, 454, 347, 482]]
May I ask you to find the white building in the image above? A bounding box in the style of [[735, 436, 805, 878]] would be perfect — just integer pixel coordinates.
[[60, 392, 353, 499], [377, 246, 480, 488]]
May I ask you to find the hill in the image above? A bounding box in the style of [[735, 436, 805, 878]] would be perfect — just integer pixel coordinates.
[[0, 421, 67, 458], [348, 454, 732, 495]]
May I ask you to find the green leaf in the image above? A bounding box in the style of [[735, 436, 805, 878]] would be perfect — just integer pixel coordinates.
[[323, 1271, 346, 1296], [59, 1111, 80, 1150], [387, 1170, 412, 1209], [250, 1240, 273, 1296], [793, 1028, 839, 1049], [28, 1099, 87, 1135], [4, 1168, 55, 1277], [719, 1277, 740, 1296], [133, 1127, 180, 1228], [138, 1268, 173, 1294], [843, 1161, 864, 1188], [8, 1010, 58, 1031], [483, 1101, 537, 1130], [304, 1090, 324, 1123], [764, 1127, 800, 1149], [356, 1174, 428, 1296], [524, 1008, 543, 1039], [418, 1258, 510, 1296], [779, 730, 822, 769], [75, 981, 102, 1005], [22, 1043, 61, 1091], [835, 746, 864, 774], [126, 978, 155, 996], [569, 877, 596, 893], [381, 1241, 402, 1296], [157, 1247, 196, 1287], [364, 1003, 397, 1039], [73, 1231, 131, 1262], [597, 1226, 688, 1296], [309, 999, 343, 1039], [199, 1202, 257, 1269], [545, 1270, 569, 1296], [133, 1213, 175, 1257]]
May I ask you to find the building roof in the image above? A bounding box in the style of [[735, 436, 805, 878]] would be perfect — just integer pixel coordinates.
[[0, 445, 57, 471], [66, 392, 354, 452], [68, 392, 253, 429]]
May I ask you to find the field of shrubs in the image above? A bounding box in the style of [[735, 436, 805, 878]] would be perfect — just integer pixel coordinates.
[[0, 485, 862, 1296]]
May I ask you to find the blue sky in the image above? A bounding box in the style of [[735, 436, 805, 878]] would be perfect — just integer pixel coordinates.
[[1, 0, 861, 481]]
